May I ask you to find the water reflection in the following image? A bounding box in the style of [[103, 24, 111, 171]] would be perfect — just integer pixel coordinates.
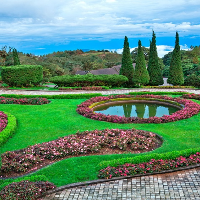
[[94, 102, 180, 118]]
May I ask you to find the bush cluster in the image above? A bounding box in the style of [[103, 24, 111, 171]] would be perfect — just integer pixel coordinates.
[[98, 152, 200, 179], [1, 65, 43, 87], [76, 94, 200, 123], [184, 74, 200, 88], [50, 74, 128, 87], [0, 180, 56, 200], [0, 129, 159, 174], [0, 96, 50, 105], [181, 93, 200, 100]]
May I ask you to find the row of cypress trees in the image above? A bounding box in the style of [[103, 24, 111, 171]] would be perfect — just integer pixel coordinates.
[[120, 31, 183, 86]]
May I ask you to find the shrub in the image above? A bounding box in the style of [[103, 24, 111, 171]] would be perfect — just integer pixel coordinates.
[[50, 74, 128, 87], [0, 112, 16, 147], [184, 74, 200, 88], [76, 94, 200, 123], [0, 180, 56, 200], [1, 65, 43, 87]]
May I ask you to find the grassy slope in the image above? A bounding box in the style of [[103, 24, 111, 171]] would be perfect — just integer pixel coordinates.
[[0, 98, 199, 186]]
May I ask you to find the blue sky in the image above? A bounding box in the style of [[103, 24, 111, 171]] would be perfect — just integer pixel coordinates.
[[1, 0, 200, 57]]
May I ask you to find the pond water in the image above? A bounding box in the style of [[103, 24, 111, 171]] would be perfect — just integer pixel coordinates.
[[94, 102, 180, 118]]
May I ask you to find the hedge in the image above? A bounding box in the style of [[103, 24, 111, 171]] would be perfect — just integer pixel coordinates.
[[0, 112, 17, 147], [97, 147, 200, 170], [50, 74, 128, 87], [0, 93, 103, 99], [1, 65, 43, 87]]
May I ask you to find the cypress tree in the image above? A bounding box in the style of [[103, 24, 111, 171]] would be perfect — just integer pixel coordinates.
[[119, 36, 134, 86], [13, 48, 20, 65], [167, 32, 184, 85], [148, 31, 163, 85], [133, 40, 149, 86]]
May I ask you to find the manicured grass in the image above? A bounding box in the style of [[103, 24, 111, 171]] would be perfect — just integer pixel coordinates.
[[0, 97, 200, 187]]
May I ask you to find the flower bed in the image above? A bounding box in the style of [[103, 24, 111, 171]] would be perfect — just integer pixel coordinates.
[[0, 111, 7, 132], [59, 86, 106, 91], [77, 94, 200, 123], [98, 152, 200, 179], [0, 180, 56, 200], [0, 129, 162, 177], [181, 93, 200, 100], [0, 96, 50, 105]]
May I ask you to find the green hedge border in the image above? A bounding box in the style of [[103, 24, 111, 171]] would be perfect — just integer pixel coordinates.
[[0, 112, 17, 147], [0, 93, 103, 99], [98, 147, 200, 170]]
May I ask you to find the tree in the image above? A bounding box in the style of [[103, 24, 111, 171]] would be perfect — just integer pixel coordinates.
[[119, 36, 134, 86], [148, 31, 164, 85], [167, 32, 184, 85], [133, 40, 149, 86], [13, 48, 20, 65]]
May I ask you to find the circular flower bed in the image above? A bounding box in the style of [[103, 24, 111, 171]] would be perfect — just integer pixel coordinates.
[[77, 94, 200, 123], [0, 129, 162, 178]]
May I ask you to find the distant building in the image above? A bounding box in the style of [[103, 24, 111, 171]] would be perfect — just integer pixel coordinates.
[[76, 64, 136, 75]]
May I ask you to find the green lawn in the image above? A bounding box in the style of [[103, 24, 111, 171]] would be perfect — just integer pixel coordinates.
[[0, 97, 200, 187]]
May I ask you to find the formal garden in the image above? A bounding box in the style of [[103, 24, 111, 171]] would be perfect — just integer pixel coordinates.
[[0, 32, 199, 199]]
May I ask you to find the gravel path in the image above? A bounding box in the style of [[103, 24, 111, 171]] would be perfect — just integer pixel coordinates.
[[0, 88, 199, 95]]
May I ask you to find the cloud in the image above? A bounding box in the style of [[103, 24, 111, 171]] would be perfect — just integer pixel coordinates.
[[109, 44, 190, 58], [0, 0, 200, 52]]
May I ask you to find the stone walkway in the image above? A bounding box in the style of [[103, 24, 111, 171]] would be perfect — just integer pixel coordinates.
[[43, 167, 200, 200], [0, 88, 200, 95]]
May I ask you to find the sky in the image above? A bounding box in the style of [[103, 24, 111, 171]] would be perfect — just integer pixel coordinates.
[[0, 0, 200, 57]]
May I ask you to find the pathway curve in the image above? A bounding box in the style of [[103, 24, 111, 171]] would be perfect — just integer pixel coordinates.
[[43, 167, 200, 200]]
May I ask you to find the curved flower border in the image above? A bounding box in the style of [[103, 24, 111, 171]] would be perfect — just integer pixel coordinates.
[[1, 129, 161, 176], [76, 94, 200, 123]]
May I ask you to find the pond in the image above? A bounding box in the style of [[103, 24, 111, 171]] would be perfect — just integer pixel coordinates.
[[93, 101, 181, 118]]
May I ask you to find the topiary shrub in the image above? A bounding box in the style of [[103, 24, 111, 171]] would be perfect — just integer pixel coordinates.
[[50, 74, 128, 87], [1, 65, 43, 87]]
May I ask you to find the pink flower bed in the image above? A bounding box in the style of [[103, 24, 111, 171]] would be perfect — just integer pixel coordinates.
[[182, 93, 200, 100], [0, 129, 160, 175], [0, 111, 8, 132], [76, 94, 200, 123], [0, 180, 56, 200], [98, 152, 200, 179], [0, 96, 50, 105]]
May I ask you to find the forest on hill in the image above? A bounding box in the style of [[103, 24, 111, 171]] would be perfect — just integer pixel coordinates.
[[0, 46, 199, 83]]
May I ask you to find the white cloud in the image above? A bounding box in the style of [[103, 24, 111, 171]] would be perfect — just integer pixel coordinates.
[[0, 0, 200, 51], [109, 44, 190, 58]]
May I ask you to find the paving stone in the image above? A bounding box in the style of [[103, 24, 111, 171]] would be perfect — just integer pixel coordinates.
[[43, 167, 200, 199]]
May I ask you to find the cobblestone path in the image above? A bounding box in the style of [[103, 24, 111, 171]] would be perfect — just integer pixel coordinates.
[[43, 167, 200, 200]]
